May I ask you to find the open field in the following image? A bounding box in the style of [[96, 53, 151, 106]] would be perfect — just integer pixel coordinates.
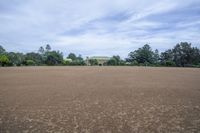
[[0, 67, 200, 133]]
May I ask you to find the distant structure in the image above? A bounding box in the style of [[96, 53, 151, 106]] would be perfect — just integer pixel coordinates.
[[86, 56, 111, 66], [65, 58, 72, 62]]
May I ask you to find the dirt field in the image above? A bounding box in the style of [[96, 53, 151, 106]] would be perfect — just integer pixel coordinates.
[[0, 67, 200, 133]]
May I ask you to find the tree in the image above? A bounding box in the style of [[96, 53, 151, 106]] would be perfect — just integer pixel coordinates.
[[0, 45, 6, 55], [7, 52, 25, 66], [160, 49, 175, 66], [107, 58, 117, 65], [77, 54, 83, 61], [45, 51, 63, 65], [45, 44, 51, 52], [89, 59, 98, 66], [25, 60, 36, 66], [0, 55, 9, 66], [74, 55, 85, 65], [128, 44, 154, 65], [161, 49, 173, 62], [0, 42, 199, 67], [153, 49, 160, 64], [38, 46, 45, 54], [160, 42, 200, 67], [25, 52, 43, 65], [113, 55, 124, 65], [113, 55, 120, 63], [190, 47, 200, 65], [172, 42, 194, 67], [106, 55, 122, 66], [66, 53, 85, 65], [67, 53, 77, 61], [64, 58, 72, 65]]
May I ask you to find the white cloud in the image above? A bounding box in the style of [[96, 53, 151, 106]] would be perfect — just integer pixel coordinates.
[[0, 0, 199, 58]]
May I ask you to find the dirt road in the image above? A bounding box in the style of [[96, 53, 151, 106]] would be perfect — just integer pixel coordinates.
[[0, 67, 200, 132]]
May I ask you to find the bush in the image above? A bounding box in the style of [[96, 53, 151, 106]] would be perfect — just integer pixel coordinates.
[[107, 58, 117, 66], [26, 60, 36, 66], [0, 55, 9, 66], [165, 61, 176, 66], [89, 59, 98, 66], [130, 60, 139, 66]]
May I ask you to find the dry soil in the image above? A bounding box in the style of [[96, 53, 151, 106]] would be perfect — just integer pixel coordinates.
[[0, 66, 200, 133]]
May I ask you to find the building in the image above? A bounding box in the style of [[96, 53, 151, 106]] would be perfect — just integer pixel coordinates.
[[86, 56, 111, 66]]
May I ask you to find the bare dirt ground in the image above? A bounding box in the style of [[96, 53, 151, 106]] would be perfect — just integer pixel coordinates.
[[0, 66, 200, 133]]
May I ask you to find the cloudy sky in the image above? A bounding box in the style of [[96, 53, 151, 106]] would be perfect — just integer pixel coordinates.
[[0, 0, 200, 58]]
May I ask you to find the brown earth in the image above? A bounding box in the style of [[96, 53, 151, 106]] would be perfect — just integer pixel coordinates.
[[0, 66, 200, 133]]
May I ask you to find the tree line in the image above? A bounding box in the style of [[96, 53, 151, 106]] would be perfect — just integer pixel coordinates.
[[0, 42, 200, 67]]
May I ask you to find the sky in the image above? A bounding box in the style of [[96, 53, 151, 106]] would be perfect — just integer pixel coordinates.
[[0, 0, 200, 58]]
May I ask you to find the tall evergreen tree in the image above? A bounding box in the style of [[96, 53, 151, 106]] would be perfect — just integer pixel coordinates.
[[45, 44, 51, 52]]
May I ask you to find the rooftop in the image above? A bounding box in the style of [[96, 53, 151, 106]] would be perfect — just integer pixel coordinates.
[[89, 56, 111, 60]]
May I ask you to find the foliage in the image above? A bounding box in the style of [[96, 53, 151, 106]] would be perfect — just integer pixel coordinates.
[[64, 58, 72, 65], [162, 60, 176, 67], [107, 58, 117, 65], [65, 53, 85, 65], [0, 55, 9, 66], [107, 55, 125, 66], [0, 45, 6, 55], [7, 52, 25, 66], [67, 53, 77, 61], [45, 51, 63, 65], [25, 60, 36, 66], [127, 42, 200, 67], [45, 44, 51, 52], [0, 42, 199, 67], [172, 42, 200, 67], [25, 52, 43, 65], [38, 46, 45, 54], [160, 42, 200, 67], [153, 49, 160, 64], [128, 44, 154, 65], [89, 59, 98, 66], [160, 49, 173, 64]]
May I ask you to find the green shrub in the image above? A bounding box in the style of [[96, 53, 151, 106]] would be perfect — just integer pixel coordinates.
[[0, 55, 9, 66], [26, 60, 36, 66]]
